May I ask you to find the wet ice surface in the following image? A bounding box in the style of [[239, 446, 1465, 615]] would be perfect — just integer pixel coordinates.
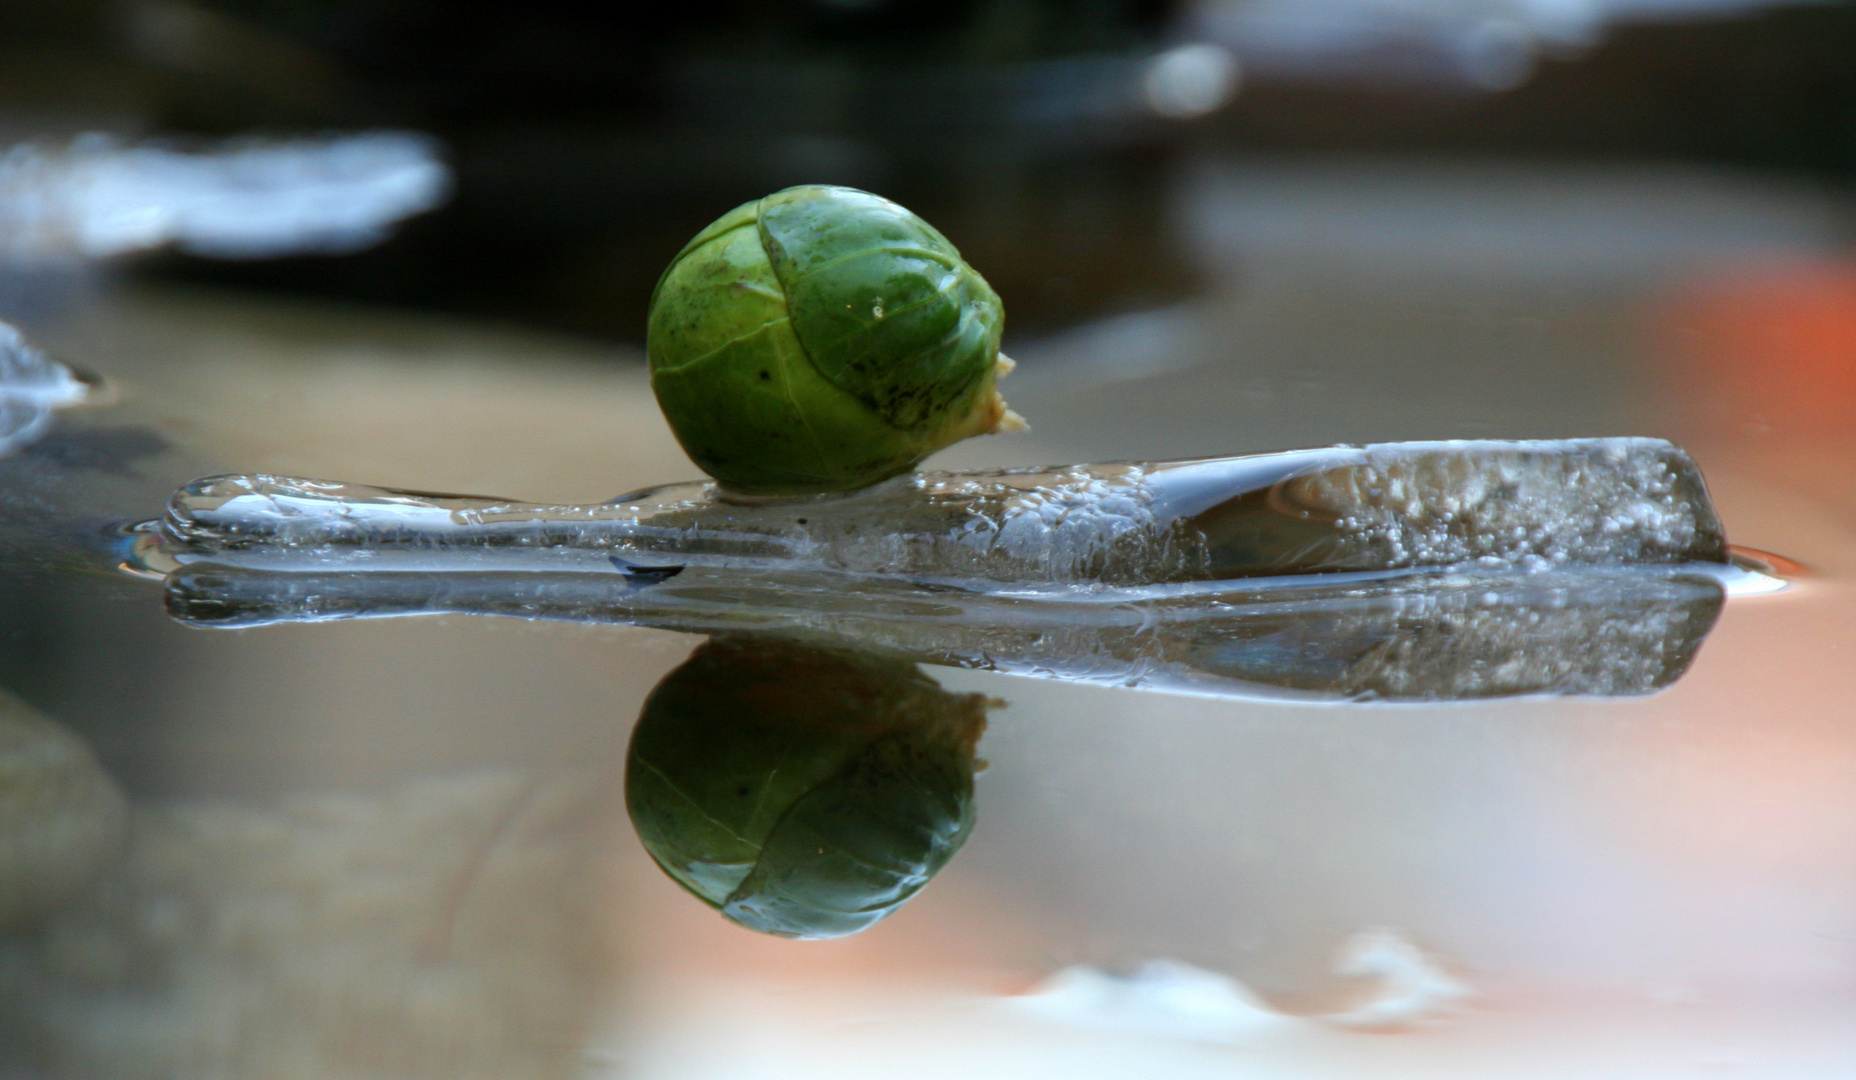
[[155, 437, 1726, 585]]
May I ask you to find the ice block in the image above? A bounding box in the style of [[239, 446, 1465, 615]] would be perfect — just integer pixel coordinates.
[[138, 437, 1741, 700], [154, 438, 1726, 587]]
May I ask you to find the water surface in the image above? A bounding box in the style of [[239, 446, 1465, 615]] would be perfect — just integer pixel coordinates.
[[1, 158, 1853, 1078]]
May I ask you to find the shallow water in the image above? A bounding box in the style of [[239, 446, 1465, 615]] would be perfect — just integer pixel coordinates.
[[2, 157, 1854, 1078]]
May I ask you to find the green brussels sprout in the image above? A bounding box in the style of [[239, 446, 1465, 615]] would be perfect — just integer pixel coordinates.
[[625, 635, 991, 939], [648, 185, 1023, 496]]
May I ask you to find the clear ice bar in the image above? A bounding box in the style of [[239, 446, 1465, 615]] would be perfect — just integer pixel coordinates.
[[157, 438, 1726, 587]]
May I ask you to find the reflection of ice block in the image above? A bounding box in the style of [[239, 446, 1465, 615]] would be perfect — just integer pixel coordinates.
[[1169, 570, 1723, 699], [161, 563, 1727, 701], [158, 438, 1726, 586]]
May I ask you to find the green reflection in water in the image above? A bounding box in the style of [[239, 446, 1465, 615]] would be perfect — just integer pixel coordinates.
[[626, 635, 992, 939]]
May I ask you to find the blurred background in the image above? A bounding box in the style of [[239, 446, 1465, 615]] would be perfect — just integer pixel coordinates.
[[2, 3, 1855, 1079], [0, 0, 1852, 339]]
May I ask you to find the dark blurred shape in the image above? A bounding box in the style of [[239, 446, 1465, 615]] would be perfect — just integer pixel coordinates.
[[626, 634, 989, 939], [123, 0, 354, 115], [0, 0, 1209, 337], [1212, 4, 1856, 176], [2, 2, 1848, 339]]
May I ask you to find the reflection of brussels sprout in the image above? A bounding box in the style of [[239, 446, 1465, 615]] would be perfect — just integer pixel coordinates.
[[647, 185, 1021, 496], [625, 636, 991, 939]]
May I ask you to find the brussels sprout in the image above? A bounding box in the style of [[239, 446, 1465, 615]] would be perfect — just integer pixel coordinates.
[[648, 185, 1022, 496], [625, 635, 991, 939]]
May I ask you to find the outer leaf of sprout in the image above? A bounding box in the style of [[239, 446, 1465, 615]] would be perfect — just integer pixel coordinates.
[[648, 185, 1016, 496]]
